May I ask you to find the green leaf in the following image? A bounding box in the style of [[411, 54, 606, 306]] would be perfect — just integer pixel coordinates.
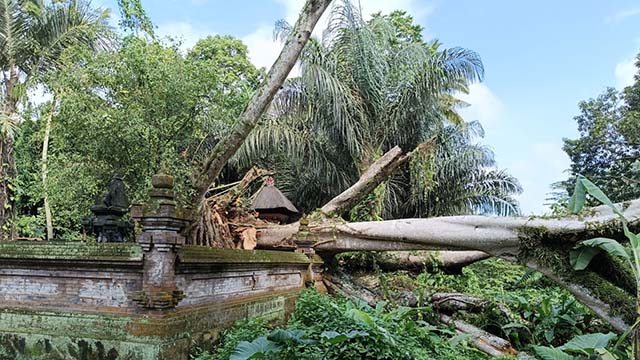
[[448, 333, 471, 347], [267, 329, 315, 345], [559, 332, 616, 353], [580, 177, 624, 218], [580, 238, 630, 260], [569, 246, 601, 270], [230, 337, 280, 360], [568, 177, 586, 214], [595, 348, 617, 360], [623, 224, 639, 248], [533, 346, 581, 360], [570, 238, 630, 270], [347, 308, 376, 328]]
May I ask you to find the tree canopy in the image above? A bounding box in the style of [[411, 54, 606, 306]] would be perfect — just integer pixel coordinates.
[[554, 57, 640, 206]]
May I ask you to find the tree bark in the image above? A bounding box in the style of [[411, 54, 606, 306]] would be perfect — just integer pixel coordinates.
[[439, 314, 519, 357], [256, 199, 640, 331], [0, 63, 19, 238], [195, 0, 333, 195], [375, 251, 490, 273], [41, 99, 57, 240]]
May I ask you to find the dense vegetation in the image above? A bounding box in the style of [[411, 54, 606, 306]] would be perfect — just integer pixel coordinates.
[[1, 0, 640, 359], [194, 259, 628, 359], [5, 1, 520, 240], [552, 57, 640, 207]]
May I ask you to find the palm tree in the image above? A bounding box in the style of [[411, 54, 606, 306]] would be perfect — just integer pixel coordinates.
[[234, 0, 520, 217], [0, 0, 112, 237]]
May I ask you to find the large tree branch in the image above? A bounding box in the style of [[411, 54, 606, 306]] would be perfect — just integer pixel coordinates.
[[196, 0, 332, 194], [321, 142, 433, 215], [321, 146, 407, 214], [256, 199, 640, 330], [375, 251, 490, 273]]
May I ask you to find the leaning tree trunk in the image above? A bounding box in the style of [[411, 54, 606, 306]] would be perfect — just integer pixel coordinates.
[[41, 98, 58, 240], [190, 0, 333, 247], [195, 0, 333, 195], [0, 64, 19, 239]]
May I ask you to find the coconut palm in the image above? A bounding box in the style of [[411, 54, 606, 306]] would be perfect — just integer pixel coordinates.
[[234, 0, 520, 217], [0, 0, 112, 235]]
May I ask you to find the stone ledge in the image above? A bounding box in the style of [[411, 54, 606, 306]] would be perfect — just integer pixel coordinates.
[[0, 242, 143, 262], [177, 246, 311, 265]]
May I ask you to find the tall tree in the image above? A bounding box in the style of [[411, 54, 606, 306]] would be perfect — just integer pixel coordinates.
[[0, 0, 112, 237], [557, 81, 640, 205], [235, 2, 521, 217], [14, 34, 260, 239]]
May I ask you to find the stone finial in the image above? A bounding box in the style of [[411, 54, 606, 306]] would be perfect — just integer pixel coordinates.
[[129, 174, 191, 310]]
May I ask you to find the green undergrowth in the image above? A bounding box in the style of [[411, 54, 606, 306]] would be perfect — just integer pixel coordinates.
[[193, 290, 494, 360], [193, 259, 628, 359], [382, 258, 614, 350]]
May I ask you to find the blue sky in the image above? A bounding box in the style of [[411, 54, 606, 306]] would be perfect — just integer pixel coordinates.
[[95, 0, 640, 214]]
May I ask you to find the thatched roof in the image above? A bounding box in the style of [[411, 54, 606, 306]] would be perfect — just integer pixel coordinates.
[[251, 184, 299, 214]]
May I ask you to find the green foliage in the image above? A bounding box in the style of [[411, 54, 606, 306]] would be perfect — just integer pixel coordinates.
[[569, 176, 639, 281], [369, 10, 425, 45], [196, 291, 488, 360], [1, 0, 114, 125], [566, 176, 640, 356], [14, 214, 45, 239], [397, 258, 606, 349], [116, 0, 155, 38], [534, 332, 624, 359], [14, 34, 259, 238], [555, 65, 640, 206], [194, 319, 269, 360], [499, 292, 595, 348], [237, 0, 521, 217]]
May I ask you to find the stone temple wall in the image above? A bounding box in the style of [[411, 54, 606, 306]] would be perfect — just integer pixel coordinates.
[[0, 242, 319, 360], [0, 175, 322, 360]]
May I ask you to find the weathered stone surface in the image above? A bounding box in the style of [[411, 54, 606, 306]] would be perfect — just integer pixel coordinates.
[[0, 174, 322, 359], [0, 241, 313, 359], [0, 242, 143, 262]]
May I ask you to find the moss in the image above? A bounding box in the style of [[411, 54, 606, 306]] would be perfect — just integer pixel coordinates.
[[0, 291, 302, 359], [177, 246, 310, 264], [517, 225, 574, 276], [588, 253, 637, 295], [572, 271, 636, 324], [0, 242, 143, 262], [517, 225, 636, 325]]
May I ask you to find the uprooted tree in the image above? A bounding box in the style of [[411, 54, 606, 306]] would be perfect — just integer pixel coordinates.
[[187, 0, 640, 347]]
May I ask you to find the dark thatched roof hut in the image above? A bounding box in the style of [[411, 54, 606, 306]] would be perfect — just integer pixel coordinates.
[[251, 177, 299, 224]]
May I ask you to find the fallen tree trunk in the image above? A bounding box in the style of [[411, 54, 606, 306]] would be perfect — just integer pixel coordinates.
[[248, 142, 640, 332], [375, 251, 490, 273], [255, 199, 640, 332], [440, 314, 519, 358]]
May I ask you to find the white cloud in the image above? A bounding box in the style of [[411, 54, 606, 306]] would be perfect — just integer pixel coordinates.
[[242, 25, 284, 71], [605, 8, 640, 24], [615, 57, 636, 89], [508, 142, 571, 215], [156, 21, 215, 52], [458, 83, 503, 131]]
